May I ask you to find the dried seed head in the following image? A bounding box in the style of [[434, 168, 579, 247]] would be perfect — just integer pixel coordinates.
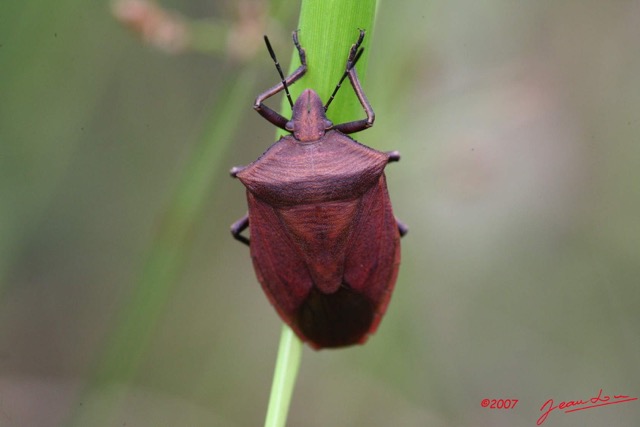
[[112, 0, 188, 53]]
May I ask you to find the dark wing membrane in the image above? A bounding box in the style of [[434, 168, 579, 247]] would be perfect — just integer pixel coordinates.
[[296, 283, 375, 349]]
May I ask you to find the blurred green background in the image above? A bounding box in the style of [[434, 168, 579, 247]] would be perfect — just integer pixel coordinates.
[[1, 1, 639, 426]]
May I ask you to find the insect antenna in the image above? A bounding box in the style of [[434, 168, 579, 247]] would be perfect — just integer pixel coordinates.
[[263, 35, 294, 109], [324, 46, 364, 112]]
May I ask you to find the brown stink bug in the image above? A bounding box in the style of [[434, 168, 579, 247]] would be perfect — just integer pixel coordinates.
[[230, 30, 407, 349]]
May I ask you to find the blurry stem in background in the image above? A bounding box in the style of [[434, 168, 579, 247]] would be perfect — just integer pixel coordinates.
[[66, 66, 257, 426], [264, 1, 377, 426]]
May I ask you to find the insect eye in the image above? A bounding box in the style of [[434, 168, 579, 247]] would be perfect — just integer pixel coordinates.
[[285, 121, 295, 132]]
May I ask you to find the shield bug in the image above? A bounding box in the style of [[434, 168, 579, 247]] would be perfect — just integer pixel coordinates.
[[230, 30, 407, 349]]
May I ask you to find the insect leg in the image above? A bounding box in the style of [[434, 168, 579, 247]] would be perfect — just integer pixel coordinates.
[[231, 214, 250, 246], [254, 31, 307, 129], [331, 30, 375, 134]]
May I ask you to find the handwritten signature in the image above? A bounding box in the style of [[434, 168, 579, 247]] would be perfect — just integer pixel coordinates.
[[537, 389, 638, 425]]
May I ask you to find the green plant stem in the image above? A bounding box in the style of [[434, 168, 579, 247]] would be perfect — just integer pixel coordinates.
[[264, 326, 303, 427], [264, 1, 378, 426]]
